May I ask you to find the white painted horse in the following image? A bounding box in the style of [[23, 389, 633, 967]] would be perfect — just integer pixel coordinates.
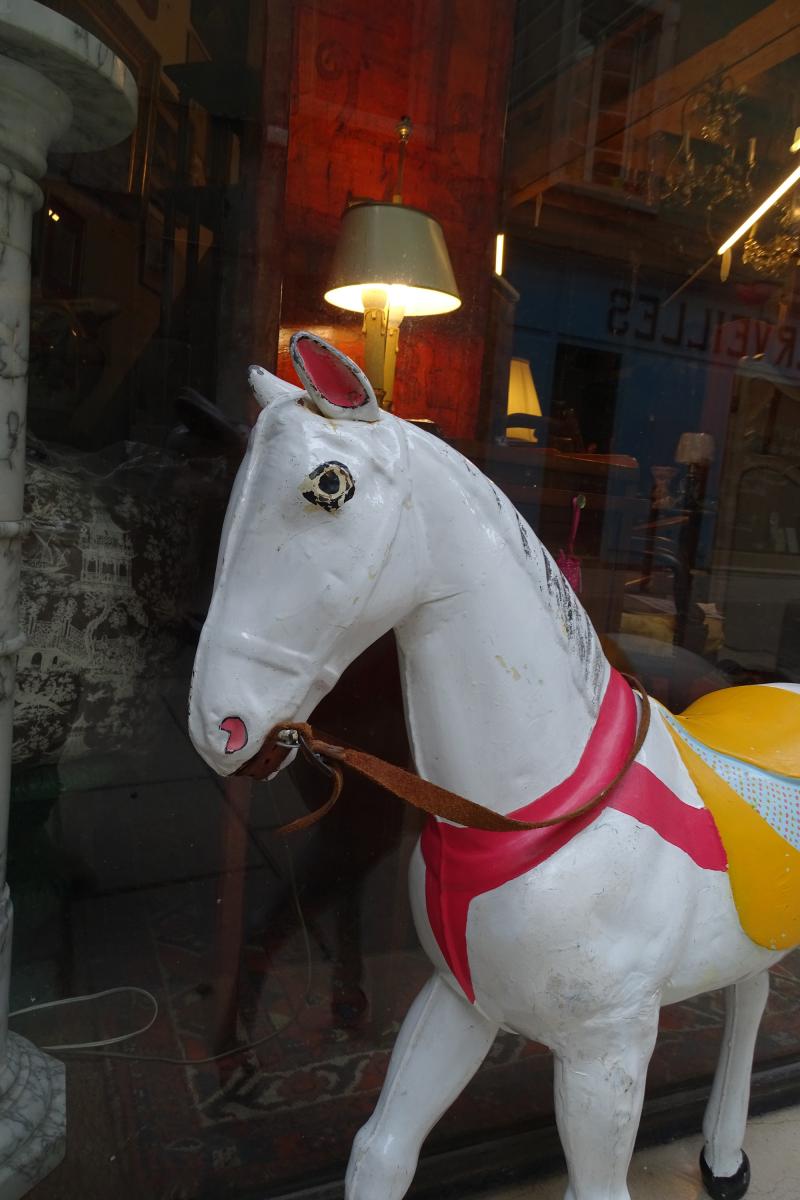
[[189, 331, 800, 1200]]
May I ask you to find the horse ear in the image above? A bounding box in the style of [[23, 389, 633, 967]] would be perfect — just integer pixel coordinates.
[[248, 364, 306, 409], [290, 331, 382, 422]]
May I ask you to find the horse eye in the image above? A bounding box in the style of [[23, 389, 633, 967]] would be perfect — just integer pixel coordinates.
[[300, 461, 355, 511]]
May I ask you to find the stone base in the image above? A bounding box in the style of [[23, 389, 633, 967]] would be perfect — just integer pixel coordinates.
[[0, 1033, 65, 1200]]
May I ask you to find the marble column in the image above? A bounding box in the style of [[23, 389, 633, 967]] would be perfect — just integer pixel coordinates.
[[0, 4, 136, 1195]]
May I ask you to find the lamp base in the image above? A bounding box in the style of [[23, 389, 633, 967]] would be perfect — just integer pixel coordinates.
[[0, 1033, 66, 1199]]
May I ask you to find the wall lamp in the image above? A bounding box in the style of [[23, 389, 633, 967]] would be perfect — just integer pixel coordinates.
[[324, 117, 460, 411]]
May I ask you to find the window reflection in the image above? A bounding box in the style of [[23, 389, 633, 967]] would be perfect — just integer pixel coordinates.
[[6, 1, 800, 1197]]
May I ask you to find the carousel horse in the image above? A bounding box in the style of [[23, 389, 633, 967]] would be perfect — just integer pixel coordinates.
[[188, 331, 800, 1200]]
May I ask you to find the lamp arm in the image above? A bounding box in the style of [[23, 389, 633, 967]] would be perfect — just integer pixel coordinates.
[[382, 302, 405, 412], [362, 286, 388, 400]]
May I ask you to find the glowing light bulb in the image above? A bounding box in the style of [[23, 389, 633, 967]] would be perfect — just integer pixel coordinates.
[[495, 233, 505, 276]]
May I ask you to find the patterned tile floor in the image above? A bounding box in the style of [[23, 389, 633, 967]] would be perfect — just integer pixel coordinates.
[[483, 1104, 800, 1198]]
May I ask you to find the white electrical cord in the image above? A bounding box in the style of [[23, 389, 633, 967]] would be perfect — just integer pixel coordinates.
[[8, 835, 314, 1064], [9, 775, 320, 1064], [10, 986, 159, 1051], [9, 983, 307, 1064]]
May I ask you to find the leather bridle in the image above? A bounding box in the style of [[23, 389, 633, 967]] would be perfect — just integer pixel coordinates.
[[237, 674, 651, 836]]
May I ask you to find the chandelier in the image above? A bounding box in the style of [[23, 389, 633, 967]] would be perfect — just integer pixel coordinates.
[[736, 141, 800, 275], [741, 199, 800, 274], [662, 69, 754, 219]]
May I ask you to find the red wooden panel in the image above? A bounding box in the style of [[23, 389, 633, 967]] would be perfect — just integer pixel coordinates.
[[277, 0, 515, 438]]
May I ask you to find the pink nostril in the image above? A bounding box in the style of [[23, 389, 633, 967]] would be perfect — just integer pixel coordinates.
[[220, 716, 248, 755]]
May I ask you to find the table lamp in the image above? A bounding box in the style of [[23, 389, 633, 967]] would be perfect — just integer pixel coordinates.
[[675, 431, 715, 507], [506, 357, 542, 442], [324, 118, 460, 410], [675, 431, 715, 465]]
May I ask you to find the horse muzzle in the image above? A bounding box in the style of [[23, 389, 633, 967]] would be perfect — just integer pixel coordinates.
[[189, 631, 342, 775]]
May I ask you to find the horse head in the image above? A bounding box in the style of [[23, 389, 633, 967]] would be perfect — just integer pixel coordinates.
[[188, 332, 417, 776]]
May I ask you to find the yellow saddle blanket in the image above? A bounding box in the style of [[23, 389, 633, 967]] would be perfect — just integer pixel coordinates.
[[663, 685, 800, 951]]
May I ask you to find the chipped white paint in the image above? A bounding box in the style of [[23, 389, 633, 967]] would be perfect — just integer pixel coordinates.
[[0, 5, 135, 1195], [191, 336, 788, 1200]]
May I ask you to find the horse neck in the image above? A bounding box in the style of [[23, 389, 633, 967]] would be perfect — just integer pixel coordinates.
[[394, 430, 609, 815]]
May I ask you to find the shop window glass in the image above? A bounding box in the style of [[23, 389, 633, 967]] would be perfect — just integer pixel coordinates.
[[4, 1, 800, 1198]]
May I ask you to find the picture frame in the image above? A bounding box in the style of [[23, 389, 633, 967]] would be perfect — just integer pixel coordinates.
[[138, 89, 180, 295], [139, 200, 166, 296], [148, 93, 180, 201]]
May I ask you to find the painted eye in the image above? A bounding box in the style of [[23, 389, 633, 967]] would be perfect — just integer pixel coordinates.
[[300, 461, 355, 511]]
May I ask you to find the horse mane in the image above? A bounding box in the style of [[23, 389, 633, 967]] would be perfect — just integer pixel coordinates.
[[404, 421, 608, 711]]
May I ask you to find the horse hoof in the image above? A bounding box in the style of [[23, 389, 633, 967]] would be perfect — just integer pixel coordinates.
[[700, 1149, 751, 1199]]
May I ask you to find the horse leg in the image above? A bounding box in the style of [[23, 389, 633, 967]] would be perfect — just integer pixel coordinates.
[[345, 973, 497, 1200], [553, 1009, 659, 1200], [700, 970, 769, 1200]]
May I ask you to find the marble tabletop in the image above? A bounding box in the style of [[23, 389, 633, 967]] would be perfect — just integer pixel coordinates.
[[0, 0, 137, 153]]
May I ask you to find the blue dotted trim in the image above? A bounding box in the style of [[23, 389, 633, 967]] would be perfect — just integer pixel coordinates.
[[663, 711, 800, 852]]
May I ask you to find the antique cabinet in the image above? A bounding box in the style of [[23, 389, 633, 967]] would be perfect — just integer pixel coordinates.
[[711, 361, 800, 678]]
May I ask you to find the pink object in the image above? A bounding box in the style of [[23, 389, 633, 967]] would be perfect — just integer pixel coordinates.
[[219, 716, 248, 755], [292, 331, 370, 408], [421, 670, 726, 1002], [556, 494, 583, 593]]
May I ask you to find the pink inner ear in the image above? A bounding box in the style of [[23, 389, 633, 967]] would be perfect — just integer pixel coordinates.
[[296, 338, 368, 408]]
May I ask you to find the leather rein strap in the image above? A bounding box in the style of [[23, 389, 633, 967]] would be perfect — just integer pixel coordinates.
[[241, 674, 650, 837]]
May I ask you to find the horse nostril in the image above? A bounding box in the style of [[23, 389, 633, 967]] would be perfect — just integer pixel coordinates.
[[220, 716, 248, 754]]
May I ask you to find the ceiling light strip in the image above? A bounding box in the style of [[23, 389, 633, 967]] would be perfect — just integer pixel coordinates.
[[718, 162, 800, 256]]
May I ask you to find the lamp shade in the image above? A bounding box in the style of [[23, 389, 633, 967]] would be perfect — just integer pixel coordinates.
[[325, 202, 461, 316], [507, 357, 541, 416], [675, 431, 715, 465], [506, 357, 541, 442]]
